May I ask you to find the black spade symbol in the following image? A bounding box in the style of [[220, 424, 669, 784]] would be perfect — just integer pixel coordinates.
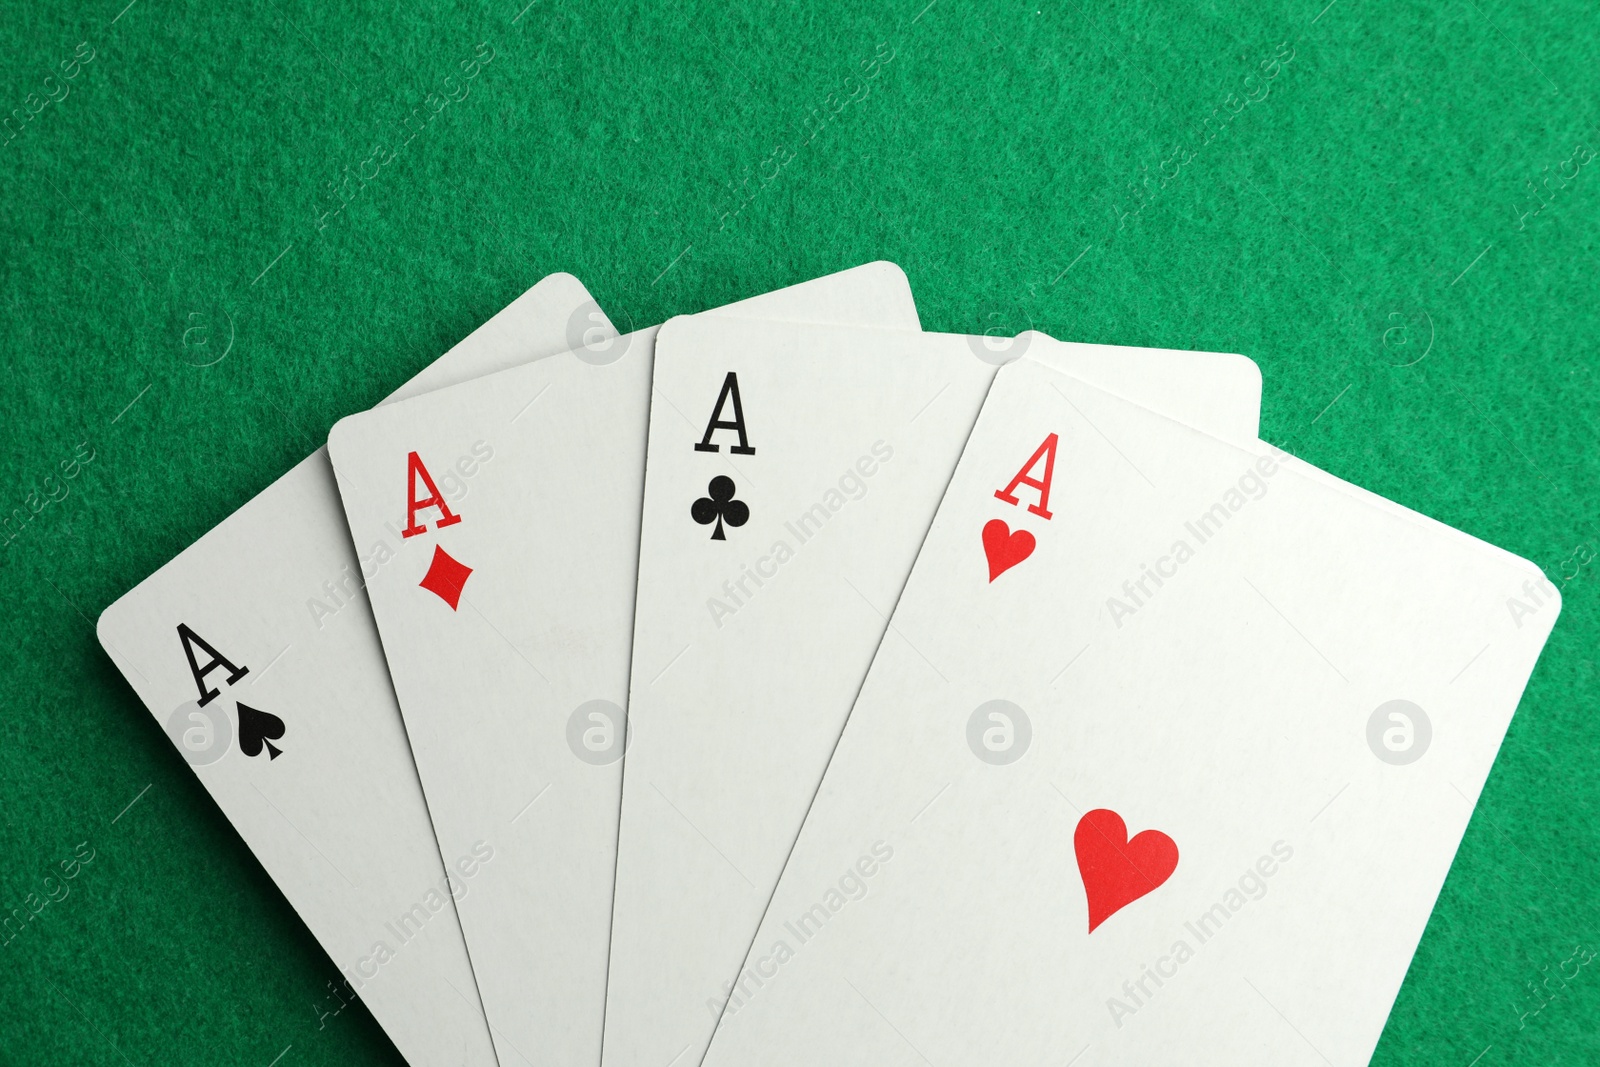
[[236, 702, 286, 760], [691, 476, 749, 541]]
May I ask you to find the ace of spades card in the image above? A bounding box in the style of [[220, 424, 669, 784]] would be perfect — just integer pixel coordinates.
[[171, 623, 286, 759], [97, 273, 609, 1067], [604, 318, 1266, 1067], [326, 264, 922, 1067], [697, 357, 1558, 1067]]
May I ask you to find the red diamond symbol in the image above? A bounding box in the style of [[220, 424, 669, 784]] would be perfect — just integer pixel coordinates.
[[419, 544, 472, 610]]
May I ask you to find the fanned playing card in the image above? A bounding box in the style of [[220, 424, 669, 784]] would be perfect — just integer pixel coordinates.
[[698, 357, 1559, 1066], [97, 273, 610, 1067], [325, 264, 921, 1067], [602, 319, 1264, 1067]]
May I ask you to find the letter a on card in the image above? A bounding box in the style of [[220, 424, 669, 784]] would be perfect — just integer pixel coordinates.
[[176, 623, 248, 705], [403, 451, 463, 537], [694, 372, 757, 455], [994, 432, 1058, 519]]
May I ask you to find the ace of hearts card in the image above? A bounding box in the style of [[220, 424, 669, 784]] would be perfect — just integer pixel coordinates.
[[697, 356, 1558, 1067]]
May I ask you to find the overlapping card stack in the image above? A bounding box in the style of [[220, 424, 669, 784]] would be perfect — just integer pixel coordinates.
[[98, 265, 1560, 1065]]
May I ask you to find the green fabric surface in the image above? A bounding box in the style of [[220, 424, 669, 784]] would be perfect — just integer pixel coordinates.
[[1, 0, 1596, 1063]]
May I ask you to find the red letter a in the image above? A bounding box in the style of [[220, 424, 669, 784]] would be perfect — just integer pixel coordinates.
[[994, 433, 1059, 520], [402, 452, 463, 538]]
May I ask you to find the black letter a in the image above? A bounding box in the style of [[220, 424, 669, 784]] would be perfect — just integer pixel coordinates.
[[693, 372, 756, 455], [177, 624, 249, 706]]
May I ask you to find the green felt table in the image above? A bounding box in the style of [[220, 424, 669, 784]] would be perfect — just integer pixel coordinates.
[[1, 0, 1596, 1063]]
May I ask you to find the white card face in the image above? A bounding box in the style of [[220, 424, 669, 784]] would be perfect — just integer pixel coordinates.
[[603, 320, 1264, 1067], [96, 273, 610, 1067], [325, 264, 921, 1067], [699, 357, 1559, 1067]]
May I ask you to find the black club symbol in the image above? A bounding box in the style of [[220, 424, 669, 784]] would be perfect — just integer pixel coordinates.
[[691, 476, 749, 540]]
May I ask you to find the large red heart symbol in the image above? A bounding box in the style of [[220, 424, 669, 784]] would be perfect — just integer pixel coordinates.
[[1074, 809, 1179, 933], [982, 519, 1035, 582]]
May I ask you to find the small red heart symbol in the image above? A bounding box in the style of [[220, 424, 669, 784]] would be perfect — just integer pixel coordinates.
[[1074, 809, 1178, 933], [982, 519, 1035, 582]]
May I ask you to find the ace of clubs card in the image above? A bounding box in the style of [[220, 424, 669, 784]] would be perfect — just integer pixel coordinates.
[[604, 318, 1266, 1067], [326, 264, 922, 1065]]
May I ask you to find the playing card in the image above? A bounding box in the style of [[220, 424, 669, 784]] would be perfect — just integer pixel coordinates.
[[602, 319, 1264, 1067], [697, 356, 1559, 1066], [96, 273, 613, 1067], [324, 264, 922, 1067]]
